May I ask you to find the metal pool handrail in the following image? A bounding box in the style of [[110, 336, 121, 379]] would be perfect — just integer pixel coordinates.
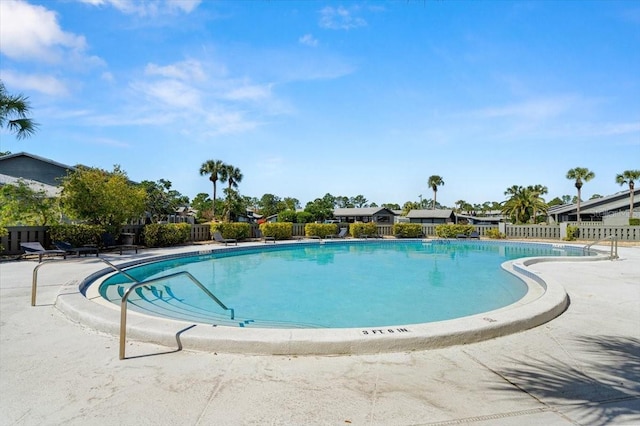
[[29, 257, 234, 360], [583, 235, 618, 260], [31, 257, 140, 307], [118, 270, 234, 360]]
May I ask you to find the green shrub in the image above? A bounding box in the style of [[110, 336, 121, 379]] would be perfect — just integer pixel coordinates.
[[564, 224, 579, 241], [260, 222, 292, 240], [392, 223, 424, 238], [211, 222, 250, 240], [305, 223, 337, 238], [435, 224, 475, 238], [0, 226, 7, 252], [485, 228, 506, 239], [143, 223, 191, 247], [350, 222, 377, 237], [49, 224, 106, 247], [630, 218, 640, 226]]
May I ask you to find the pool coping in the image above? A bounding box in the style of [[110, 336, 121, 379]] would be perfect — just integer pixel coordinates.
[[55, 240, 613, 355]]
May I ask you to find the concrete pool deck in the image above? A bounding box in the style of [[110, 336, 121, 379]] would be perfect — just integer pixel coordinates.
[[1, 241, 639, 425]]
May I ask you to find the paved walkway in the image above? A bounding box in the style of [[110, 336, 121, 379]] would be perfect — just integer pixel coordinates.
[[1, 243, 639, 425]]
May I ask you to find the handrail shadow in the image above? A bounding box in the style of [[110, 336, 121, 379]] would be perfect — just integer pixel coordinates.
[[121, 324, 197, 360]]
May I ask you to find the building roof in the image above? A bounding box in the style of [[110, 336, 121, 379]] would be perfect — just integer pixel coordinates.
[[547, 189, 638, 215], [0, 173, 61, 197], [333, 207, 396, 216], [406, 209, 454, 219], [0, 151, 76, 172], [456, 213, 503, 223]]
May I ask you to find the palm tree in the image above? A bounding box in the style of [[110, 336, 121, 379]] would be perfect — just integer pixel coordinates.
[[501, 186, 545, 224], [566, 167, 595, 224], [221, 164, 243, 221], [528, 184, 548, 224], [199, 159, 226, 220], [616, 170, 640, 221], [0, 81, 38, 139], [427, 175, 444, 209]]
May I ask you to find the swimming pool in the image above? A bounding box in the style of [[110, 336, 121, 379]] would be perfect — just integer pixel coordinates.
[[97, 240, 590, 329]]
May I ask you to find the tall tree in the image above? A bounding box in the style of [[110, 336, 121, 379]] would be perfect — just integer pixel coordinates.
[[566, 167, 595, 224], [616, 170, 640, 220], [0, 81, 38, 140], [221, 164, 243, 221], [427, 175, 445, 209], [199, 159, 226, 220], [501, 185, 545, 224], [139, 179, 188, 223], [351, 195, 368, 208], [528, 184, 548, 224]]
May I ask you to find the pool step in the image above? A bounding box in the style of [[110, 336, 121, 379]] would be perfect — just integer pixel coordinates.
[[104, 284, 324, 328]]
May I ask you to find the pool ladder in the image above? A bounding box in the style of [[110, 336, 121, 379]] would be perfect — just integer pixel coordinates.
[[30, 257, 234, 360], [583, 235, 619, 260]]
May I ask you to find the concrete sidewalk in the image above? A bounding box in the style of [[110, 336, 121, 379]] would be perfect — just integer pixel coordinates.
[[1, 244, 639, 425]]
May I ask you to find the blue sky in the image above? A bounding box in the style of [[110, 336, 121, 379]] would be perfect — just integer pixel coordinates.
[[1, 0, 638, 208]]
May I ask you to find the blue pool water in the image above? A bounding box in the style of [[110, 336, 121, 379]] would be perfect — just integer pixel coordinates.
[[99, 240, 589, 329]]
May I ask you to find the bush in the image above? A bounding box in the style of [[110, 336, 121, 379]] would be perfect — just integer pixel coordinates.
[[260, 222, 292, 240], [350, 222, 377, 237], [392, 223, 424, 238], [485, 228, 506, 239], [564, 224, 579, 241], [49, 224, 106, 247], [630, 218, 640, 226], [211, 222, 250, 240], [143, 223, 191, 247], [435, 224, 475, 238], [0, 226, 7, 252], [305, 223, 338, 238]]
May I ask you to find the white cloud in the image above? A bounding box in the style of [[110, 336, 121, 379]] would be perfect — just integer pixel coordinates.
[[319, 6, 367, 30], [145, 60, 207, 81], [132, 79, 202, 109], [224, 83, 272, 101], [0, 69, 69, 96], [0, 0, 87, 63], [470, 96, 577, 121], [77, 0, 201, 16], [299, 34, 319, 47]]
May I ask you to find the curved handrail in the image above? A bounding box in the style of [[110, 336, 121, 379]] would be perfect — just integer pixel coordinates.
[[119, 271, 234, 360], [29, 257, 234, 360], [583, 235, 618, 260], [31, 257, 140, 306]]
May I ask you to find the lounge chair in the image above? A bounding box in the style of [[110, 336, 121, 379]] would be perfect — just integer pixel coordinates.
[[20, 242, 67, 262], [256, 229, 276, 243], [469, 231, 480, 239], [456, 234, 468, 239], [213, 231, 237, 246], [326, 228, 348, 239], [54, 241, 99, 257], [101, 233, 139, 255]]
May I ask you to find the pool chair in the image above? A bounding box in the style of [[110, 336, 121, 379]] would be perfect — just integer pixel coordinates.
[[456, 234, 468, 239], [213, 231, 237, 246], [54, 241, 99, 257], [469, 231, 480, 239], [256, 229, 276, 243], [326, 228, 348, 239], [20, 242, 67, 262]]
